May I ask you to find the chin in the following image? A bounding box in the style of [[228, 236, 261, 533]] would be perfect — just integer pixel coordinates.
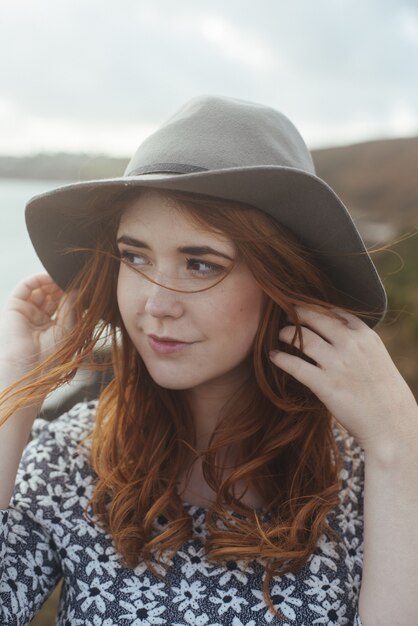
[[143, 367, 203, 390]]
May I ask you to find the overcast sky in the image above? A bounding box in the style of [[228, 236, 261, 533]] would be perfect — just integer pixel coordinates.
[[1, 0, 418, 156]]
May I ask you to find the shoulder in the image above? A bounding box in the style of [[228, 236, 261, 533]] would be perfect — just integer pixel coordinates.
[[23, 400, 98, 467], [12, 401, 100, 529], [32, 399, 97, 441]]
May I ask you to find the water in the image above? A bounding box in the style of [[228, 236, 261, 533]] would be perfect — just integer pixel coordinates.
[[0, 178, 72, 307]]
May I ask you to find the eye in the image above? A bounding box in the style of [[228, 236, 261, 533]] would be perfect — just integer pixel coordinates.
[[119, 250, 148, 266], [186, 258, 224, 276]]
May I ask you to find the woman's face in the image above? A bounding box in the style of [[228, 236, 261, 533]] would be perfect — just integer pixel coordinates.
[[116, 191, 266, 394]]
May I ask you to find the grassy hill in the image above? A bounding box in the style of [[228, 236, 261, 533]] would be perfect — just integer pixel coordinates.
[[312, 137, 418, 229]]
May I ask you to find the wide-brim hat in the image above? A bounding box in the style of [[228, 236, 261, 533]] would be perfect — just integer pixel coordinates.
[[25, 95, 387, 327]]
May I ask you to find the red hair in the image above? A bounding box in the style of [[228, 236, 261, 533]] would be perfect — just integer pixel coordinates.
[[1, 188, 377, 614]]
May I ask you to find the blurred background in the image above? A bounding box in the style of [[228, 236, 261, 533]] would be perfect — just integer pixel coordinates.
[[0, 1, 417, 623]]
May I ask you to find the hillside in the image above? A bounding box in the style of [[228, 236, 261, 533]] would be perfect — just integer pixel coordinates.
[[1, 135, 417, 238], [312, 137, 418, 241]]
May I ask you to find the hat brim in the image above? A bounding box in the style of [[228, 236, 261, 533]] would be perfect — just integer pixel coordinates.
[[25, 166, 387, 327]]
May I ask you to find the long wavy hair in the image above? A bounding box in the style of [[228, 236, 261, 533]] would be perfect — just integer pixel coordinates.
[[1, 187, 379, 614]]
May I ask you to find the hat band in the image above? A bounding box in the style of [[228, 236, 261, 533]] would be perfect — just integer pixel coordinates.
[[128, 163, 208, 176]]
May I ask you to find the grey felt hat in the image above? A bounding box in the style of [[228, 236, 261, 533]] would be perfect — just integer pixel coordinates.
[[25, 95, 387, 327]]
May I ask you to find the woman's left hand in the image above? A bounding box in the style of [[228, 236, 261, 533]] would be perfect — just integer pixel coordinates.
[[269, 306, 418, 454]]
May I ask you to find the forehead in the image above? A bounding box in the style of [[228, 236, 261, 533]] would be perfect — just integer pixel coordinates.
[[117, 191, 234, 248]]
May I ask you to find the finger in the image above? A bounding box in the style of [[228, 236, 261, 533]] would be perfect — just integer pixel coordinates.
[[293, 305, 364, 345], [278, 325, 335, 366], [9, 298, 53, 327], [28, 285, 64, 309], [10, 274, 62, 302], [269, 349, 323, 393]]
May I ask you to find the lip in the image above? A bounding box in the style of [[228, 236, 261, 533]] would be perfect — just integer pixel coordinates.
[[148, 334, 193, 355]]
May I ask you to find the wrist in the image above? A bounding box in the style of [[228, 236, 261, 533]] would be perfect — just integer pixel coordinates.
[[363, 410, 418, 469]]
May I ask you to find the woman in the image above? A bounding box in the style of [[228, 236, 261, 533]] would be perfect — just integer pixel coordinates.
[[0, 96, 417, 626]]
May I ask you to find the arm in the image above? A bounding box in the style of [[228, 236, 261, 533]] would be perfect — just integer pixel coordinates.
[[359, 426, 418, 625], [0, 417, 63, 625], [269, 306, 418, 626], [0, 274, 75, 507], [0, 275, 77, 624]]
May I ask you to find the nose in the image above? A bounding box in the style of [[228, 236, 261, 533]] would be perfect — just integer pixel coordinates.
[[144, 282, 184, 319]]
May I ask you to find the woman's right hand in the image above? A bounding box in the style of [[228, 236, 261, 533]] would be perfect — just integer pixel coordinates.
[[0, 273, 77, 373]]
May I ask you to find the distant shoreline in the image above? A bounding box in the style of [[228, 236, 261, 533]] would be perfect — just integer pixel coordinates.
[[0, 137, 417, 234], [0, 153, 129, 182], [1, 135, 417, 182]]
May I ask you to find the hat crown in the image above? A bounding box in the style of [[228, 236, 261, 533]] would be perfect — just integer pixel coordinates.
[[125, 96, 315, 176]]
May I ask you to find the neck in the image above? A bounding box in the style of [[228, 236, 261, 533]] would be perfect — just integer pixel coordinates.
[[185, 366, 250, 451]]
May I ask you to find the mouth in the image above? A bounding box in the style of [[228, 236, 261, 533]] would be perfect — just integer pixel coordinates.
[[148, 334, 191, 344], [147, 334, 193, 354]]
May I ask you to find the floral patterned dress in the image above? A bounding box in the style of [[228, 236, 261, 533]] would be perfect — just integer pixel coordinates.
[[0, 401, 364, 625]]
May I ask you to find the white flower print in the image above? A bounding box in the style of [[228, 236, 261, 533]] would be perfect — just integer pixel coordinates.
[[27, 529, 59, 564], [122, 575, 167, 602], [177, 545, 213, 578], [69, 447, 91, 470], [232, 618, 256, 626], [21, 548, 54, 592], [0, 401, 364, 624], [61, 606, 85, 626], [343, 535, 363, 570], [48, 455, 74, 479], [10, 494, 31, 510], [55, 533, 84, 573], [119, 597, 166, 625], [252, 584, 302, 623], [304, 573, 343, 602], [25, 441, 51, 464], [210, 587, 248, 615], [173, 609, 218, 626], [16, 462, 44, 495], [308, 535, 339, 574], [36, 482, 66, 508], [172, 579, 206, 611], [62, 470, 94, 510], [345, 572, 361, 602], [190, 511, 208, 538], [73, 513, 106, 539], [210, 559, 254, 585], [85, 542, 120, 577], [1, 565, 28, 613], [6, 513, 29, 546], [76, 577, 115, 613], [339, 468, 362, 504], [336, 501, 362, 536], [85, 616, 115, 626], [31, 503, 74, 538], [309, 598, 348, 625]]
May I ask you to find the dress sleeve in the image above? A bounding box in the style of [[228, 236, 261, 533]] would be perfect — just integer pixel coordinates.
[[333, 422, 365, 626], [0, 415, 70, 625]]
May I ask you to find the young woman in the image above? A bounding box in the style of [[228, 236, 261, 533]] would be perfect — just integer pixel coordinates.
[[0, 96, 417, 626]]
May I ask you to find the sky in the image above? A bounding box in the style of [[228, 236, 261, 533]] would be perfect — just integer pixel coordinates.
[[1, 0, 418, 156]]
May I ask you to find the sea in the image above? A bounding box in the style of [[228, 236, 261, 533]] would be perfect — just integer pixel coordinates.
[[0, 177, 72, 308]]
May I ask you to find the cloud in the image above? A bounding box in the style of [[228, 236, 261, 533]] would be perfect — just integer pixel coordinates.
[[0, 0, 417, 154]]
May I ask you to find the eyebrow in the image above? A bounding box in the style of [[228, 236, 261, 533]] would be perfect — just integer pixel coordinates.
[[116, 235, 235, 261]]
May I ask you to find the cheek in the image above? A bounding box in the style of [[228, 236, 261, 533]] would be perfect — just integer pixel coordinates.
[[116, 271, 138, 321], [214, 285, 265, 331]]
